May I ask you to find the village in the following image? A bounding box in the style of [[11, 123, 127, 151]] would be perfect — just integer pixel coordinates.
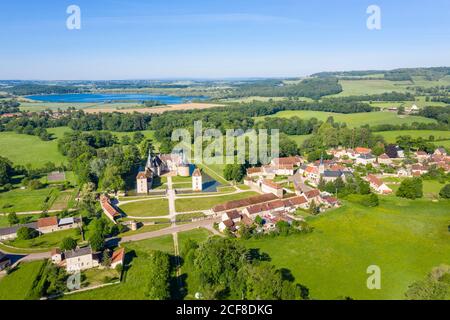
[[1, 142, 448, 282]]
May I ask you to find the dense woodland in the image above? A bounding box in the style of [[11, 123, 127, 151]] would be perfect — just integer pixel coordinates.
[[224, 77, 343, 99], [0, 99, 20, 115]]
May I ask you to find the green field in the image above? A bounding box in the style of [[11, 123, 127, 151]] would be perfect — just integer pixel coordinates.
[[19, 101, 140, 112], [175, 191, 258, 212], [47, 126, 157, 142], [119, 199, 169, 217], [119, 221, 170, 236], [0, 261, 46, 300], [0, 187, 60, 213], [63, 235, 174, 300], [243, 197, 450, 300], [256, 110, 436, 128], [289, 134, 313, 146], [377, 130, 450, 143], [0, 132, 66, 168], [333, 79, 410, 97], [6, 228, 81, 250]]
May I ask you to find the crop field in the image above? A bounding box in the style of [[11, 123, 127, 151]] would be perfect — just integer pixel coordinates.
[[256, 110, 436, 127], [243, 197, 450, 300]]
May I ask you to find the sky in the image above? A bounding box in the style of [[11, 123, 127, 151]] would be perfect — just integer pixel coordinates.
[[0, 0, 450, 80]]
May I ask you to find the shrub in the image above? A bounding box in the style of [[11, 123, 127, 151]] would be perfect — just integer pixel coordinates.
[[16, 227, 38, 240], [439, 184, 450, 199]]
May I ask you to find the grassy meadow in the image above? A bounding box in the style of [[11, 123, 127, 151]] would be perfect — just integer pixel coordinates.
[[243, 197, 450, 300], [377, 130, 450, 143], [256, 110, 436, 127], [0, 131, 66, 168], [0, 187, 60, 213], [6, 228, 81, 250], [0, 261, 46, 300]]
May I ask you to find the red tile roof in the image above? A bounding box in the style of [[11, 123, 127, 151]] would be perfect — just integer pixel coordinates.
[[262, 179, 283, 190], [283, 196, 308, 206], [100, 195, 121, 219], [366, 174, 383, 188], [355, 147, 372, 154], [272, 156, 301, 166], [304, 189, 320, 199], [225, 210, 241, 220], [192, 168, 202, 177], [111, 248, 125, 265], [212, 193, 278, 213], [247, 167, 262, 174], [37, 216, 58, 229], [136, 170, 150, 179]]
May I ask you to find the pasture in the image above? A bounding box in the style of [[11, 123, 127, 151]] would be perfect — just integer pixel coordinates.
[[377, 130, 450, 143], [333, 79, 410, 96], [0, 187, 60, 213], [243, 197, 450, 300], [256, 110, 436, 128], [0, 132, 66, 168], [0, 261, 46, 300]]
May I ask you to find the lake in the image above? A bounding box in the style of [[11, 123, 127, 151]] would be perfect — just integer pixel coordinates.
[[25, 93, 207, 104]]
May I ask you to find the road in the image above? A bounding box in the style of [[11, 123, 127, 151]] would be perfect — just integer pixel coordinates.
[[119, 216, 221, 243]]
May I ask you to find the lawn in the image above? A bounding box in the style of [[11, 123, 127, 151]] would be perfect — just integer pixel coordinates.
[[82, 268, 120, 287], [0, 261, 46, 300], [178, 228, 214, 300], [243, 197, 450, 300], [256, 110, 436, 128], [119, 199, 169, 217], [175, 191, 258, 212], [178, 228, 212, 251], [377, 130, 450, 143], [62, 235, 174, 300], [0, 187, 59, 213], [119, 221, 171, 237], [0, 132, 66, 168], [6, 228, 81, 250]]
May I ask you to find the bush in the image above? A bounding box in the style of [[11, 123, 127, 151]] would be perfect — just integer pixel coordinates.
[[439, 184, 450, 199], [346, 193, 379, 207], [396, 177, 423, 200], [16, 227, 38, 240], [60, 237, 77, 251]]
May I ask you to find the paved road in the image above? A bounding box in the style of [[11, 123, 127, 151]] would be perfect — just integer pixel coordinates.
[[119, 217, 221, 243], [166, 176, 177, 226]]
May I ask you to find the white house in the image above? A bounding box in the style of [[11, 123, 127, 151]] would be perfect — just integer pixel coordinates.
[[356, 154, 376, 165], [64, 247, 99, 273]]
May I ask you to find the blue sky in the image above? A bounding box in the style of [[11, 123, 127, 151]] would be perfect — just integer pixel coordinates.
[[1, 0, 450, 80]]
